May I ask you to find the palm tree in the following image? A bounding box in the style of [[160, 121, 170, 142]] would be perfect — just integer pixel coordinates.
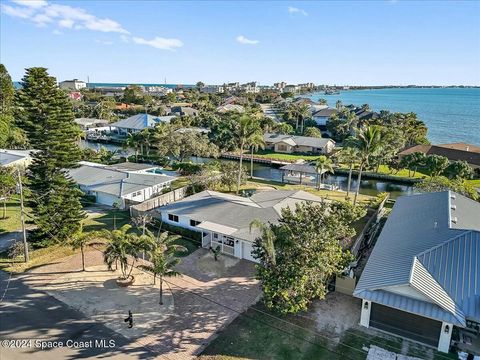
[[350, 126, 383, 205], [139, 231, 186, 304], [291, 103, 311, 134], [250, 219, 276, 266], [315, 156, 334, 190], [248, 133, 266, 178], [337, 146, 359, 199], [70, 225, 104, 271], [231, 114, 263, 194], [102, 224, 142, 280], [125, 132, 142, 161]]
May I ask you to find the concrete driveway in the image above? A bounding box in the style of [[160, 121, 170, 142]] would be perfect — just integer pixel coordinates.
[[2, 248, 261, 359]]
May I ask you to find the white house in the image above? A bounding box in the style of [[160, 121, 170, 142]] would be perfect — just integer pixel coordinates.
[[354, 191, 480, 353], [68, 161, 176, 209], [59, 79, 87, 91], [312, 108, 337, 126], [158, 190, 325, 262], [0, 149, 35, 169], [264, 133, 336, 154]]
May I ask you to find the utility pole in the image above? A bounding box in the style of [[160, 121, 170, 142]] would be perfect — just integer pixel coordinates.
[[16, 169, 29, 262]]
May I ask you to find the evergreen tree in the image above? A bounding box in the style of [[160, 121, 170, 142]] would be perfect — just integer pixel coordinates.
[[16, 67, 85, 245]]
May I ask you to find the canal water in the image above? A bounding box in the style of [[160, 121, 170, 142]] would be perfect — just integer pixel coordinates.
[[80, 141, 413, 199]]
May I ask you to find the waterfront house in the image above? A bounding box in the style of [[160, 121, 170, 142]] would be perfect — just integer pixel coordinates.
[[216, 104, 245, 113], [75, 118, 110, 131], [264, 133, 335, 154], [312, 108, 337, 126], [109, 114, 175, 135], [398, 143, 480, 169], [69, 161, 176, 209], [354, 191, 480, 353], [158, 190, 325, 262]]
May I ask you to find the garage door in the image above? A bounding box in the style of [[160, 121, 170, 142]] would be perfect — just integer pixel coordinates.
[[242, 241, 257, 262], [370, 303, 441, 347]]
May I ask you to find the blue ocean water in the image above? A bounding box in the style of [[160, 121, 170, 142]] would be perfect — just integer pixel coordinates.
[[305, 88, 480, 145]]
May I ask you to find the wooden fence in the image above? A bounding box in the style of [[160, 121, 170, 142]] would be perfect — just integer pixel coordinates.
[[350, 193, 390, 257], [130, 186, 188, 216]]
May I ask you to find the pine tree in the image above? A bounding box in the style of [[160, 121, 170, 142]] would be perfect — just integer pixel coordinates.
[[16, 67, 85, 245]]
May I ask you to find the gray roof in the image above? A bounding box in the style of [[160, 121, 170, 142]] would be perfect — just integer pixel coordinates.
[[158, 190, 325, 242], [68, 163, 175, 197], [74, 118, 109, 126], [110, 114, 175, 130], [280, 163, 317, 174], [0, 149, 34, 166], [107, 162, 158, 172], [264, 133, 334, 149], [354, 191, 480, 326], [312, 108, 337, 117]]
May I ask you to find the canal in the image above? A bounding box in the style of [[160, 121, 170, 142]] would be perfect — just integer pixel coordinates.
[[81, 140, 413, 199]]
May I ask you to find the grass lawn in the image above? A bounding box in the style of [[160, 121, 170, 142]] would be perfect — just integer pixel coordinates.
[[82, 209, 131, 232], [252, 150, 321, 162], [0, 197, 33, 234], [0, 245, 77, 273], [240, 179, 373, 205], [337, 164, 429, 180], [171, 177, 190, 189], [466, 178, 480, 187], [173, 237, 200, 257]]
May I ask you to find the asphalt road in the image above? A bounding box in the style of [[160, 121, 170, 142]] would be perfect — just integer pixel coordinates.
[[0, 271, 157, 359]]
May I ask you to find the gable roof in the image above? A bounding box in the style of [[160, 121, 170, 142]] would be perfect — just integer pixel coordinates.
[[312, 108, 337, 117], [264, 133, 334, 149], [399, 144, 480, 167], [438, 143, 480, 153], [158, 190, 325, 242], [354, 191, 480, 326], [110, 114, 174, 130]]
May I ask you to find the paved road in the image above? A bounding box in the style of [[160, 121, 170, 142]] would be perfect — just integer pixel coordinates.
[[0, 231, 21, 253], [0, 271, 158, 359]]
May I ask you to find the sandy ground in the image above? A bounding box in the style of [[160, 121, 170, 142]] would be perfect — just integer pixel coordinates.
[[38, 265, 174, 339]]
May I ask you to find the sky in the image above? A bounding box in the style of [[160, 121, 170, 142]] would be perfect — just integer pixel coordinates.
[[1, 0, 479, 86]]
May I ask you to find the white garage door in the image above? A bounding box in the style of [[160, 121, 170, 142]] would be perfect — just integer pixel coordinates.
[[96, 192, 122, 207], [242, 241, 258, 262]]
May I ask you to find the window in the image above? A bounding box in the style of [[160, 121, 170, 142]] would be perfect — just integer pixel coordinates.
[[213, 233, 219, 239], [224, 236, 235, 247], [168, 214, 179, 222], [190, 219, 201, 227], [132, 190, 142, 198]]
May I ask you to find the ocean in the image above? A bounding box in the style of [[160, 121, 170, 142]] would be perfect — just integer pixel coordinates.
[[304, 88, 480, 145]]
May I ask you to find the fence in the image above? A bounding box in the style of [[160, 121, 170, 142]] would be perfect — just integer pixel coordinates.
[[350, 193, 390, 257], [130, 186, 188, 216]]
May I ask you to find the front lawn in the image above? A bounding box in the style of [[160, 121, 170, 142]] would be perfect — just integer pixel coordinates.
[[0, 197, 33, 234], [82, 209, 131, 232], [173, 237, 200, 257]]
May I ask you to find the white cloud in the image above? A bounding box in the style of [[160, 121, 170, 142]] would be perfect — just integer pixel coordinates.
[[236, 35, 259, 45], [95, 39, 114, 45], [52, 29, 62, 35], [288, 6, 308, 16], [12, 0, 47, 8], [58, 18, 73, 28], [132, 36, 183, 50], [2, 1, 183, 51]]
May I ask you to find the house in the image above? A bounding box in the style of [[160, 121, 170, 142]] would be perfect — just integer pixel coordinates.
[[59, 79, 87, 91], [75, 118, 110, 131], [158, 190, 325, 262], [202, 85, 224, 94], [0, 149, 34, 168], [312, 108, 337, 126], [354, 191, 480, 353], [264, 133, 335, 154], [216, 104, 245, 113], [68, 161, 176, 209], [169, 106, 199, 117], [109, 114, 175, 135], [398, 144, 480, 169]]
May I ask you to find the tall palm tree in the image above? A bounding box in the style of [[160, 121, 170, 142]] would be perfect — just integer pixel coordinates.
[[248, 133, 266, 178], [315, 156, 334, 190], [139, 230, 186, 304], [337, 146, 359, 199], [231, 114, 263, 194], [125, 132, 142, 162], [70, 225, 104, 271], [350, 125, 383, 205]]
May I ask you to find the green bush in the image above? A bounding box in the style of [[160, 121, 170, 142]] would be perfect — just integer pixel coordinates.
[[155, 220, 202, 243]]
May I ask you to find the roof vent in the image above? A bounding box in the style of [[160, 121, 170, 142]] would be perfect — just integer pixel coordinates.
[[451, 205, 456, 211], [450, 194, 456, 200], [451, 217, 458, 224], [433, 221, 438, 229]]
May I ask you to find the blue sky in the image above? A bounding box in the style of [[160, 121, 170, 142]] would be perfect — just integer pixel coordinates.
[[1, 0, 479, 85]]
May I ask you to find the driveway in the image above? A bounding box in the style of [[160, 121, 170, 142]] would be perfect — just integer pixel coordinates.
[[2, 248, 261, 359]]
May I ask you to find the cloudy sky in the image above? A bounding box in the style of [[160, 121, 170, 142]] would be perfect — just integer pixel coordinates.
[[1, 0, 479, 85]]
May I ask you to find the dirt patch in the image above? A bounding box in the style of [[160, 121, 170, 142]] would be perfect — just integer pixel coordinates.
[[197, 251, 240, 277], [312, 292, 361, 338]]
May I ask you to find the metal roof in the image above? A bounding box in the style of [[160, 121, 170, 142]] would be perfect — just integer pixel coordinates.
[[354, 191, 480, 325], [264, 133, 335, 149], [109, 114, 174, 130]]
